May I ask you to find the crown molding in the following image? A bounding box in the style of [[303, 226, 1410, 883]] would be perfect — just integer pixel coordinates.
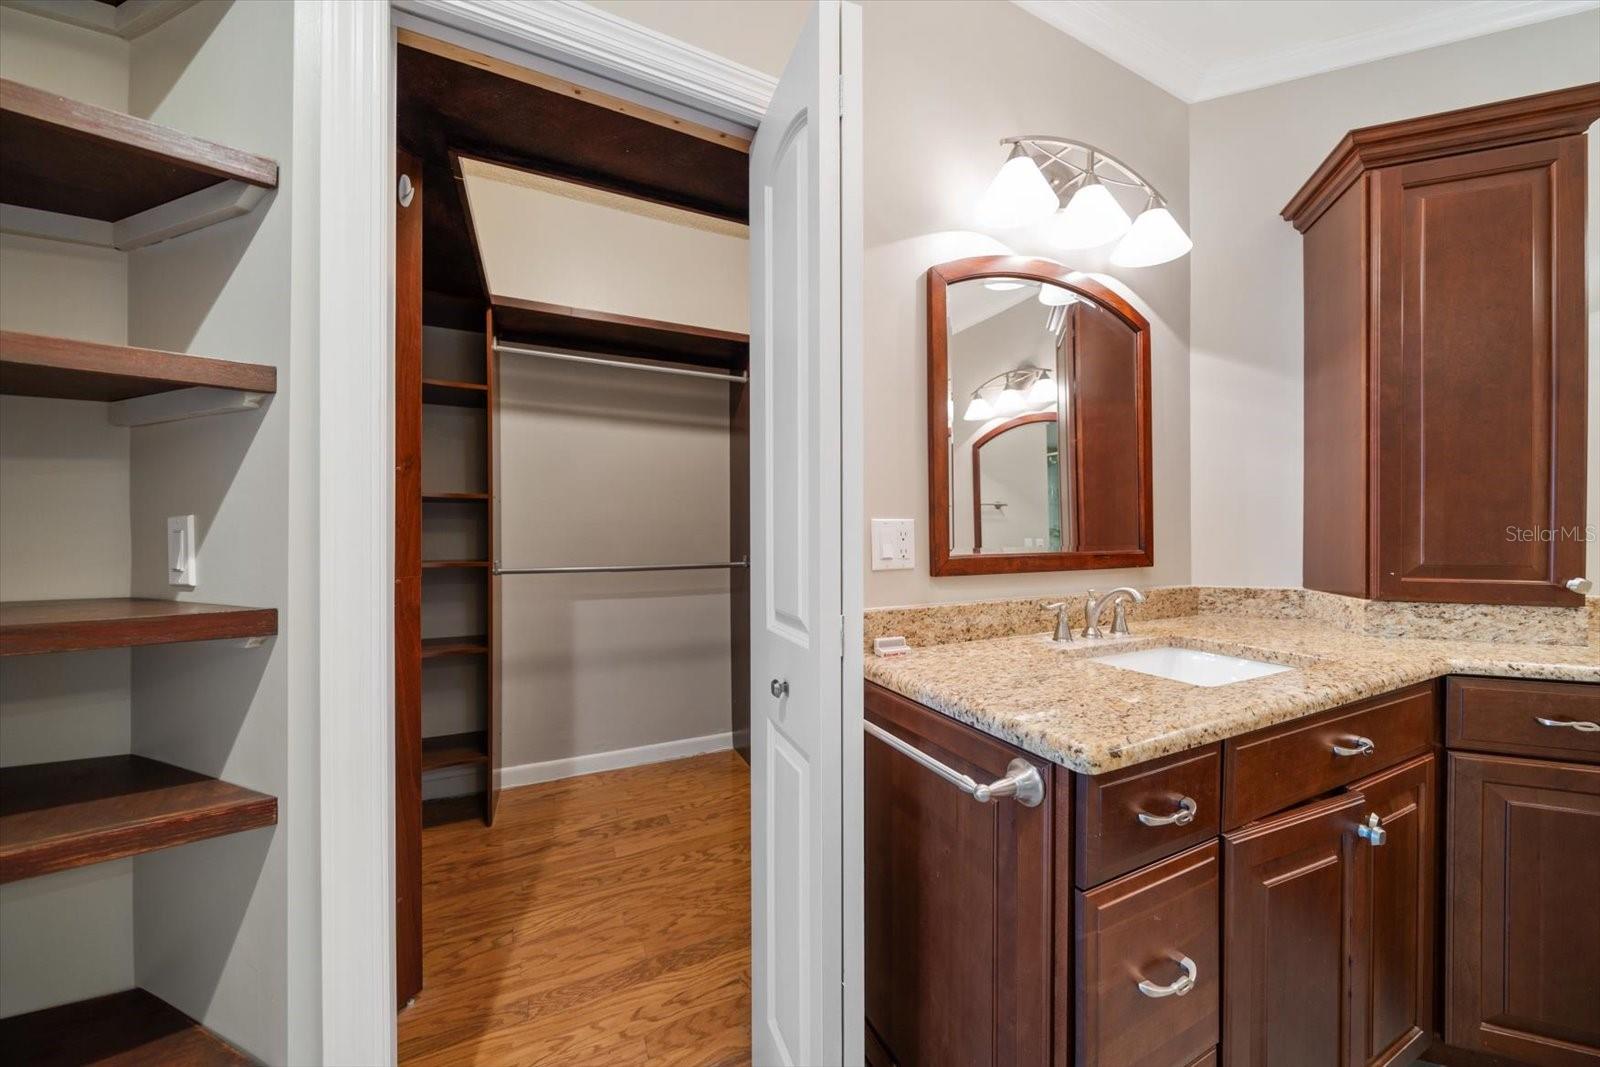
[[390, 0, 776, 127], [1282, 81, 1600, 230], [1012, 0, 1600, 104]]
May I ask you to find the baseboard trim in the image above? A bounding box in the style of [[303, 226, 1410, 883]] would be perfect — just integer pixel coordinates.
[[496, 731, 735, 791]]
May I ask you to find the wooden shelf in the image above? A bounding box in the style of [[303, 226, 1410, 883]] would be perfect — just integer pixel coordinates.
[[422, 635, 488, 659], [493, 295, 749, 374], [0, 330, 276, 403], [0, 598, 277, 656], [421, 732, 488, 773], [422, 491, 489, 502], [422, 559, 490, 570], [0, 78, 278, 249], [422, 378, 487, 407], [0, 988, 251, 1066], [0, 755, 277, 883]]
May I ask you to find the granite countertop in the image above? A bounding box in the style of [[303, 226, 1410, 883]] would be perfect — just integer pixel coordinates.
[[864, 613, 1600, 775]]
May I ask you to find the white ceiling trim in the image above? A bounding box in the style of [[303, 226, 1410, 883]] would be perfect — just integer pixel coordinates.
[[391, 0, 777, 127], [1013, 0, 1600, 103]]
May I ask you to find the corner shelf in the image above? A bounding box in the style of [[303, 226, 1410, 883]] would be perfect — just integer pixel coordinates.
[[422, 491, 490, 502], [0, 598, 278, 656], [0, 987, 250, 1066], [421, 732, 489, 773], [0, 78, 278, 250], [422, 378, 488, 408], [0, 755, 277, 884], [422, 635, 488, 659], [422, 560, 490, 570], [1, 331, 275, 424]]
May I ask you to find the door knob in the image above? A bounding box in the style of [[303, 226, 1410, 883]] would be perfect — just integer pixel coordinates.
[[1566, 577, 1593, 594], [770, 678, 789, 699]]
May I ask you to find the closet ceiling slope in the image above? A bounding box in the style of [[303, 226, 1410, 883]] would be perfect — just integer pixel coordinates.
[[395, 36, 750, 312]]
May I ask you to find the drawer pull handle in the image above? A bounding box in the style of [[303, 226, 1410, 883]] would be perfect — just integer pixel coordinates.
[[1331, 736, 1375, 757], [1137, 796, 1197, 827], [1535, 716, 1600, 733], [863, 720, 1045, 807], [1137, 955, 1197, 999], [1358, 812, 1386, 846]]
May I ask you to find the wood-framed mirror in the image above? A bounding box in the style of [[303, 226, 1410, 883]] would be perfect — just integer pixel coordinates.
[[928, 255, 1152, 576]]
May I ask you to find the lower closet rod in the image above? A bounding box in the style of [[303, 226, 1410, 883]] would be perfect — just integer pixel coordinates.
[[496, 558, 748, 576]]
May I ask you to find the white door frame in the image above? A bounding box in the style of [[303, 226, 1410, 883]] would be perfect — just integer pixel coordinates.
[[306, 2, 866, 1064]]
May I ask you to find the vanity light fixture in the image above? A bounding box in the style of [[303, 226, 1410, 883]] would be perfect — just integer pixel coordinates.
[[963, 367, 1055, 421], [981, 137, 1192, 265]]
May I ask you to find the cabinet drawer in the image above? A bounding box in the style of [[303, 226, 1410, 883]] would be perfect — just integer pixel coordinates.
[[1074, 744, 1220, 889], [1075, 841, 1219, 1067], [1223, 682, 1438, 828], [1446, 676, 1600, 764]]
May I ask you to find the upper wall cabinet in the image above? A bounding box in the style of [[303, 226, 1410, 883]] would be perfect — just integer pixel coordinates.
[[1284, 84, 1600, 607]]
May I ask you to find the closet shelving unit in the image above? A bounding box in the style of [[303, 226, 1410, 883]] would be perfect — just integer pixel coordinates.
[[0, 63, 279, 1066]]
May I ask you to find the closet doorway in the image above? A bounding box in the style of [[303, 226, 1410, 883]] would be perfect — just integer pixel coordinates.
[[391, 28, 755, 1063], [383, 5, 862, 1062]]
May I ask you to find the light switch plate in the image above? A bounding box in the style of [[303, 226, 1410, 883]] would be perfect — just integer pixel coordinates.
[[167, 514, 197, 587], [871, 518, 915, 571]]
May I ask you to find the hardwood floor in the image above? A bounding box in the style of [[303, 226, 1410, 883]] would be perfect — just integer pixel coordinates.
[[399, 751, 752, 1066]]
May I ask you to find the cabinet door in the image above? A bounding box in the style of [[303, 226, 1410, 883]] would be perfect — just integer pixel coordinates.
[[1349, 754, 1437, 1067], [1223, 791, 1367, 1067], [1447, 753, 1600, 1065], [1373, 137, 1587, 606], [864, 684, 1054, 1067]]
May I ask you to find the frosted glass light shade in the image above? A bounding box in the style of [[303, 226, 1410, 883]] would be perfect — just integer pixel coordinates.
[[963, 395, 994, 421], [983, 279, 1027, 291], [1037, 284, 1079, 307], [1049, 180, 1132, 249], [994, 388, 1027, 416], [976, 151, 1059, 229], [1026, 372, 1056, 405], [1111, 205, 1193, 267]]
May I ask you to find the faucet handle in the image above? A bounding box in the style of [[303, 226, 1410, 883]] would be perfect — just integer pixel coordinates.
[[1044, 602, 1073, 642], [1111, 598, 1132, 636]]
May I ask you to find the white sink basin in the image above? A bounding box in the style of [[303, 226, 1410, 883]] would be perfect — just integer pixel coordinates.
[[1092, 645, 1293, 687]]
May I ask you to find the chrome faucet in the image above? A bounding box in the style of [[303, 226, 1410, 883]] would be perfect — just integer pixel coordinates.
[[1044, 602, 1074, 642], [1083, 586, 1145, 639]]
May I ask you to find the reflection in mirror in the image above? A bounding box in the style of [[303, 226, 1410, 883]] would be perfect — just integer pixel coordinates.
[[933, 263, 1149, 575]]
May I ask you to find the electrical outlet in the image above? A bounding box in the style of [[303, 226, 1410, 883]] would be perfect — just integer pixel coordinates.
[[167, 515, 197, 587], [870, 519, 915, 571]]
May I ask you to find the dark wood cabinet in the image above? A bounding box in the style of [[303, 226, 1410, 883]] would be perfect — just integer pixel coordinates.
[[1285, 84, 1600, 606], [864, 683, 1055, 1067], [1222, 790, 1367, 1067], [1350, 754, 1438, 1067], [1446, 752, 1600, 1065], [1223, 751, 1439, 1067]]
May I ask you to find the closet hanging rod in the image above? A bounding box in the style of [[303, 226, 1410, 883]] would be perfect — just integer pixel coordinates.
[[492, 341, 748, 383], [495, 558, 748, 576]]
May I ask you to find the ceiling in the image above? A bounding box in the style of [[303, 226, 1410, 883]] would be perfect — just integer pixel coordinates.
[[1013, 0, 1600, 102]]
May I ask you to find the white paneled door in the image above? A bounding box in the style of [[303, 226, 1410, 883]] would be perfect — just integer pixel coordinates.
[[748, 1, 863, 1064]]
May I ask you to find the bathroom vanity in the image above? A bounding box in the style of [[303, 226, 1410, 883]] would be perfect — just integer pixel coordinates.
[[863, 610, 1600, 1067]]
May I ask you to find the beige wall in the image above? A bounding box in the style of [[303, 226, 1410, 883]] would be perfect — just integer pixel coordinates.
[[123, 2, 296, 1060], [1189, 11, 1600, 588], [496, 355, 734, 768], [586, 0, 809, 78]]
